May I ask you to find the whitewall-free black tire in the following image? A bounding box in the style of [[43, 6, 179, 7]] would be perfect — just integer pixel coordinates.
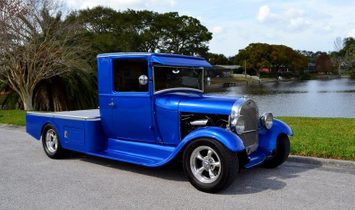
[[42, 124, 67, 159], [183, 138, 239, 193]]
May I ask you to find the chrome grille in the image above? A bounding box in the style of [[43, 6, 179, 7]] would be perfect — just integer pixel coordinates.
[[239, 100, 258, 152]]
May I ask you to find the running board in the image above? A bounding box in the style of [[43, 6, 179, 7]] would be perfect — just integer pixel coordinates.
[[244, 151, 266, 168], [90, 138, 176, 167]]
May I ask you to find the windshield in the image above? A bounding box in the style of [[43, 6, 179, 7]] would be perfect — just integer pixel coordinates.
[[154, 66, 204, 92]]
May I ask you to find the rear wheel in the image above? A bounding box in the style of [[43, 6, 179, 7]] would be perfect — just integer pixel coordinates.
[[262, 134, 290, 168], [42, 125, 67, 159], [183, 138, 239, 193]]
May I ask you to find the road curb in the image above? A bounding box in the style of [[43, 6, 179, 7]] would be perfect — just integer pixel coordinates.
[[0, 124, 25, 129], [288, 155, 355, 168]]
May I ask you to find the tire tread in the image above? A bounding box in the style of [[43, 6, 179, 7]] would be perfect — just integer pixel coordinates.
[[183, 138, 239, 193]]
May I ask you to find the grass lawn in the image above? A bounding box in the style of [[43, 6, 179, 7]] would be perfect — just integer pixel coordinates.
[[278, 117, 355, 161], [0, 110, 26, 126], [0, 110, 354, 160], [210, 76, 256, 85]]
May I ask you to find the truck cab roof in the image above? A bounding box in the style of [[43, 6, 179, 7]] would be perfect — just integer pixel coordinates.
[[97, 52, 212, 68]]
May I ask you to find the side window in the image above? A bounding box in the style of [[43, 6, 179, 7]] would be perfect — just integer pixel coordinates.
[[113, 59, 148, 92]]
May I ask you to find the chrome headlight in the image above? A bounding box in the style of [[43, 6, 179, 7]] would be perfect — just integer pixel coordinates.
[[230, 104, 245, 134], [260, 113, 273, 129], [231, 104, 239, 119], [231, 116, 245, 134]]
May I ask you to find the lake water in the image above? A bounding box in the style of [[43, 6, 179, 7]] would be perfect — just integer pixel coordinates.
[[209, 78, 355, 118]]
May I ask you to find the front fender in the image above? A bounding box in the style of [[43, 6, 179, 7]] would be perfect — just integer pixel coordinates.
[[153, 126, 244, 167], [258, 119, 293, 155], [179, 126, 245, 152]]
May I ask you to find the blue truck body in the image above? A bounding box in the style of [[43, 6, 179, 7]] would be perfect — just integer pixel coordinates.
[[26, 52, 293, 192]]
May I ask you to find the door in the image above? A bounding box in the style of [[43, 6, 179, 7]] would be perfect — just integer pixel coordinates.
[[109, 58, 156, 143]]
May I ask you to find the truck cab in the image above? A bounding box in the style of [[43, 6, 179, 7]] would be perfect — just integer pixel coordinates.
[[26, 52, 293, 193]]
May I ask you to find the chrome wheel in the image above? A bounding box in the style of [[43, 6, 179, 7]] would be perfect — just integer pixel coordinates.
[[190, 146, 221, 184], [45, 129, 58, 154]]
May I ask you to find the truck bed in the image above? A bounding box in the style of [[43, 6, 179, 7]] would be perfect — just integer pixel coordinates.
[[26, 109, 105, 153], [27, 109, 100, 120]]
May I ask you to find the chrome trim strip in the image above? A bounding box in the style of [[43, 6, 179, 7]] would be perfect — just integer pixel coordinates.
[[27, 111, 100, 121], [154, 88, 203, 95], [202, 68, 205, 93], [189, 119, 209, 126], [240, 129, 256, 134], [97, 53, 154, 58]]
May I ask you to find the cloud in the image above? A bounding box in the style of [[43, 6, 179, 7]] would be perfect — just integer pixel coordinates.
[[64, 0, 177, 10], [256, 5, 310, 31], [256, 5, 276, 23], [147, 0, 177, 8], [64, 0, 141, 9], [347, 29, 355, 38], [288, 17, 310, 30], [169, 0, 177, 7], [212, 26, 223, 34], [321, 24, 332, 32]]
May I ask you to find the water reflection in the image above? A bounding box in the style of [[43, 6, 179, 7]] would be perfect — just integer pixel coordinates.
[[208, 78, 355, 118]]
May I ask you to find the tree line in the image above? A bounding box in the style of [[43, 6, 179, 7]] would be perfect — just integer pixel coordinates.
[[0, 0, 354, 111], [207, 39, 355, 76]]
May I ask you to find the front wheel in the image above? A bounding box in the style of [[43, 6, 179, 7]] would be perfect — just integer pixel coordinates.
[[262, 134, 290, 168], [42, 125, 67, 159], [183, 139, 239, 193]]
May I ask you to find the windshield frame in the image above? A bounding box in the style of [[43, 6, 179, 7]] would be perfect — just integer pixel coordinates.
[[152, 65, 205, 94]]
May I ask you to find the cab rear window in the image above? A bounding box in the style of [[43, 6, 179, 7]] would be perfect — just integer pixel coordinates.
[[113, 59, 148, 92]]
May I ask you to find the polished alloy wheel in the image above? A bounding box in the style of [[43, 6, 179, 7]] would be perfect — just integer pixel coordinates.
[[190, 146, 221, 184], [45, 129, 58, 154]]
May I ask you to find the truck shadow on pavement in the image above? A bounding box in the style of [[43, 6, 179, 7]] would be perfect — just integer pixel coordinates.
[[71, 152, 187, 182], [70, 152, 321, 194], [224, 161, 321, 195]]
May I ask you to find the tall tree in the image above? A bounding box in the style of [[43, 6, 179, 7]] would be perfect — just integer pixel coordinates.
[[68, 8, 212, 56], [204, 53, 230, 65], [316, 54, 333, 73], [0, 0, 90, 110], [234, 43, 307, 74], [155, 12, 212, 55], [340, 37, 355, 71], [331, 37, 355, 74]]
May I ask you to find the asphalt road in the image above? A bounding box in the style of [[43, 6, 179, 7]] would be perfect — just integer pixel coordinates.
[[0, 125, 354, 210]]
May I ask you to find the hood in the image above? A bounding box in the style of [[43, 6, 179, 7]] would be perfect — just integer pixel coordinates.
[[155, 90, 237, 115]]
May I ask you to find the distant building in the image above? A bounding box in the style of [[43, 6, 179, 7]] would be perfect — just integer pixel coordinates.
[[260, 67, 270, 73], [259, 66, 289, 74], [306, 63, 317, 72]]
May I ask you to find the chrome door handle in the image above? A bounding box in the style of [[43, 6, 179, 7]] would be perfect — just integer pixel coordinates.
[[108, 101, 115, 107]]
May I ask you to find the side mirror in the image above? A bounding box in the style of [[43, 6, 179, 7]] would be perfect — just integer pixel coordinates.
[[138, 75, 148, 85]]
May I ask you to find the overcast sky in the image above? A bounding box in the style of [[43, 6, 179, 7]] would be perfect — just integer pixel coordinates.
[[63, 0, 355, 56]]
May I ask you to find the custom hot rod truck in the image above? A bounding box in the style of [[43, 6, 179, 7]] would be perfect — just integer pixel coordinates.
[[26, 52, 293, 193]]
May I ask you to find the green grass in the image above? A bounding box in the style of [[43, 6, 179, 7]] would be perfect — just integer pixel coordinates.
[[0, 110, 26, 126], [210, 76, 257, 84], [0, 110, 354, 160], [278, 117, 355, 161]]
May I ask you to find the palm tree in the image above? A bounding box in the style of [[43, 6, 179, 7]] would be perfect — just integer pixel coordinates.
[[33, 69, 97, 111]]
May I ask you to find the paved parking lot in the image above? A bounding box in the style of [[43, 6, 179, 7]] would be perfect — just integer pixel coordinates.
[[0, 125, 354, 210]]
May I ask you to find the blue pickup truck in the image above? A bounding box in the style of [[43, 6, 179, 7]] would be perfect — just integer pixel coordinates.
[[26, 52, 293, 193]]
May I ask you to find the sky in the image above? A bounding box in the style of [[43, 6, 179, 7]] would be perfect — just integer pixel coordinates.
[[63, 0, 355, 56]]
